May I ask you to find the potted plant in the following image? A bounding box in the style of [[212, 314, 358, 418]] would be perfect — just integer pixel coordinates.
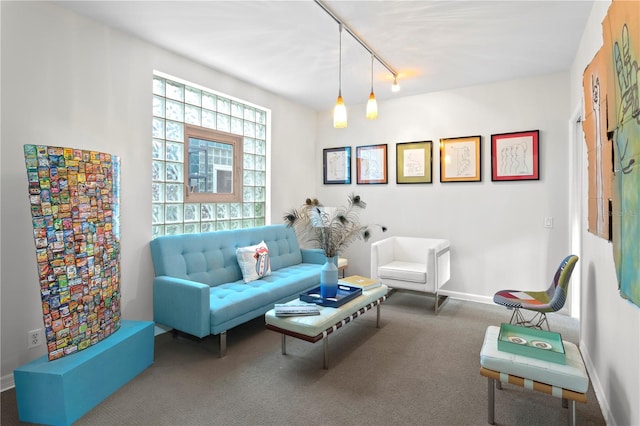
[[283, 193, 386, 298]]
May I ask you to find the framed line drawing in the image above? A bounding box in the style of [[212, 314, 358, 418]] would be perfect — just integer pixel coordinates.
[[491, 130, 539, 181], [396, 141, 433, 184], [356, 144, 387, 184], [323, 146, 351, 184], [439, 135, 482, 182]]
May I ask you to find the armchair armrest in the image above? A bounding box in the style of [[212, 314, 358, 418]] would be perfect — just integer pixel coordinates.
[[371, 238, 396, 279], [153, 276, 210, 338]]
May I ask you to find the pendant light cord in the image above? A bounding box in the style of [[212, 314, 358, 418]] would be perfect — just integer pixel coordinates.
[[339, 23, 343, 96], [370, 54, 374, 92]]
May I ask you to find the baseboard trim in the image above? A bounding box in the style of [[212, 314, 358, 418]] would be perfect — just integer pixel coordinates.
[[1, 373, 15, 392], [580, 341, 615, 426], [438, 290, 494, 305]]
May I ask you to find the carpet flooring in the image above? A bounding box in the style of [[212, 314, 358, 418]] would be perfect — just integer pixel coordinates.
[[1, 293, 606, 425]]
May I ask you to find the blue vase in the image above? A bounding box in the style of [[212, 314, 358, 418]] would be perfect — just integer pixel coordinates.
[[320, 256, 339, 298]]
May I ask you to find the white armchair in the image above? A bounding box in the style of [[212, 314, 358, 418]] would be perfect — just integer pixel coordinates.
[[371, 237, 450, 313]]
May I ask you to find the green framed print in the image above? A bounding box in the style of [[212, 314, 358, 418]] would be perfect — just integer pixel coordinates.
[[396, 141, 433, 184]]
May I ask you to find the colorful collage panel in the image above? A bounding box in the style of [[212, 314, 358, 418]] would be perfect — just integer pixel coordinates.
[[23, 145, 121, 361]]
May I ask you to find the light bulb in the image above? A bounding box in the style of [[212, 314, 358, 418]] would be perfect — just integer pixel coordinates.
[[366, 92, 378, 120], [333, 95, 347, 128], [392, 76, 400, 92]]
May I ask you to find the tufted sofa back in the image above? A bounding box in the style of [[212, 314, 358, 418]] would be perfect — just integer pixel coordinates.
[[150, 225, 303, 287]]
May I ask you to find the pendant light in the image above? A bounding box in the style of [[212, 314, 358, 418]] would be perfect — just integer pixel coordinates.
[[333, 24, 347, 128], [366, 54, 378, 120], [392, 75, 400, 92]]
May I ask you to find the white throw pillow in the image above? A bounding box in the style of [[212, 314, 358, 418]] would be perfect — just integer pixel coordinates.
[[236, 241, 271, 283]]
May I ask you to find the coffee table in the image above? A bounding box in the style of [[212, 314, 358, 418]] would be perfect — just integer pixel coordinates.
[[265, 284, 388, 369]]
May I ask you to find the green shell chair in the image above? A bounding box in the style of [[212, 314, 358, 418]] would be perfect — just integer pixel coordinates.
[[493, 255, 579, 330]]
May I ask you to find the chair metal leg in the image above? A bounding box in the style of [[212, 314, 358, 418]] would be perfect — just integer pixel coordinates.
[[434, 292, 448, 314], [509, 308, 550, 330]]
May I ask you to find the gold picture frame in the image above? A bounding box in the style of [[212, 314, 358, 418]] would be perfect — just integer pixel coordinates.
[[439, 136, 482, 182]]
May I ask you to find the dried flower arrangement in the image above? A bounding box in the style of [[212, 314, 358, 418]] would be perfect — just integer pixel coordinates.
[[283, 193, 386, 258]]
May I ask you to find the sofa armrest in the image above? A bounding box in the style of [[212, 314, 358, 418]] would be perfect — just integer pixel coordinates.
[[153, 276, 210, 338], [301, 248, 326, 265]]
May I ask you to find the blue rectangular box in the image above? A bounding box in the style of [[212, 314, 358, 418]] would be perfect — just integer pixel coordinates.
[[14, 320, 154, 426], [300, 284, 363, 307]]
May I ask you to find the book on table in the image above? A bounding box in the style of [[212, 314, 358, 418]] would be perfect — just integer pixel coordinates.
[[339, 275, 381, 291], [274, 303, 320, 317]]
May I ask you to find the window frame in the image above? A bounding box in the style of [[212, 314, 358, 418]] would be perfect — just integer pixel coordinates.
[[184, 124, 243, 203]]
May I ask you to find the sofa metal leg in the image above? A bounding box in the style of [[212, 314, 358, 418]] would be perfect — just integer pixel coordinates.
[[281, 334, 287, 355], [219, 331, 227, 358]]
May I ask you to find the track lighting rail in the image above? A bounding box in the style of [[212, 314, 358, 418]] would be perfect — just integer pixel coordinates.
[[314, 0, 398, 79]]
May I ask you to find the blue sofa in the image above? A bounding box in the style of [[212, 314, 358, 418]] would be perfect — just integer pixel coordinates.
[[150, 224, 325, 356]]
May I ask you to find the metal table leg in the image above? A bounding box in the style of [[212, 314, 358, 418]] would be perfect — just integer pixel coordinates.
[[568, 400, 576, 426], [323, 337, 329, 370], [488, 377, 495, 424]]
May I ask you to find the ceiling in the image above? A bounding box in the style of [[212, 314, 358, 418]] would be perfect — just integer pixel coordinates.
[[54, 0, 595, 111]]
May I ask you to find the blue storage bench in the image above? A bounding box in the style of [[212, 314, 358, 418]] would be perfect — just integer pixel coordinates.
[[14, 320, 154, 426]]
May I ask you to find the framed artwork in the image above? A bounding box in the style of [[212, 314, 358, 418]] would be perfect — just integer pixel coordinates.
[[323, 146, 351, 184], [396, 141, 433, 184], [439, 135, 482, 182], [491, 130, 539, 181], [356, 144, 387, 184]]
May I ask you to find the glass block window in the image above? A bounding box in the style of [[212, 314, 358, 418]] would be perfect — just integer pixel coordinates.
[[152, 73, 269, 238]]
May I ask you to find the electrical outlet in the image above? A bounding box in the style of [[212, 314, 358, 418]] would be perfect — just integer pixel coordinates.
[[27, 328, 43, 349]]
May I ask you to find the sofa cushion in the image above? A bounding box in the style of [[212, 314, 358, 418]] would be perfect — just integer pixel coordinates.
[[378, 261, 427, 283], [209, 263, 323, 328], [236, 241, 271, 283]]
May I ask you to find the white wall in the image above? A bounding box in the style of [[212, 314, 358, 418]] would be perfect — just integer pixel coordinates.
[[316, 73, 573, 307], [570, 2, 640, 425], [2, 3, 638, 425], [0, 1, 317, 386]]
